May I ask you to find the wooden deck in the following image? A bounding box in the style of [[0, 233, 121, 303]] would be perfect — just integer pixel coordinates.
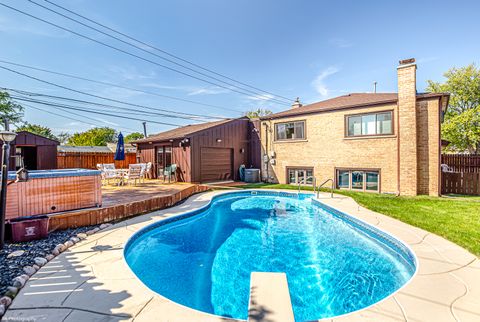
[[48, 181, 209, 231]]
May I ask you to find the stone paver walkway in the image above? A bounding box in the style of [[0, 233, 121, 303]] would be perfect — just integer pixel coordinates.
[[3, 190, 480, 322]]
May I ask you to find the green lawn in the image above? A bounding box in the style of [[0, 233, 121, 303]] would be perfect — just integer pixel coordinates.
[[230, 183, 480, 256]]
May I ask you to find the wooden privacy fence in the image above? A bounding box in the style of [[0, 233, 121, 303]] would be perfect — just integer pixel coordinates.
[[442, 172, 480, 195], [57, 152, 137, 169], [442, 154, 480, 173]]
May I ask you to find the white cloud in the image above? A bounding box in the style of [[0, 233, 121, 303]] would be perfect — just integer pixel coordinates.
[[329, 38, 353, 48], [187, 86, 229, 96], [311, 66, 340, 97]]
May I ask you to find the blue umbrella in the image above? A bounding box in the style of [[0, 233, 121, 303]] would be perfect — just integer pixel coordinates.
[[114, 132, 125, 161]]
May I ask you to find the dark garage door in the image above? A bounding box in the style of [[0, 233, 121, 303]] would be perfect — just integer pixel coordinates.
[[200, 147, 233, 182]]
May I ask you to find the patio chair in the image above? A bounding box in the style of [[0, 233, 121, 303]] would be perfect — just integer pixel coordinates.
[[145, 162, 153, 180], [102, 163, 117, 185], [125, 164, 143, 186], [137, 163, 147, 183], [163, 164, 177, 183]]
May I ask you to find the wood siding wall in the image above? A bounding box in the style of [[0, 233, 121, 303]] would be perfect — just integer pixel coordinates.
[[136, 118, 251, 183], [190, 118, 249, 182], [6, 175, 102, 220], [57, 152, 137, 169], [248, 120, 262, 169], [442, 154, 480, 173], [3, 131, 59, 171], [136, 141, 191, 182]]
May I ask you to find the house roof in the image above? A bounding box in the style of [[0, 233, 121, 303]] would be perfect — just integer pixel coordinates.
[[261, 92, 449, 120], [133, 118, 236, 143]]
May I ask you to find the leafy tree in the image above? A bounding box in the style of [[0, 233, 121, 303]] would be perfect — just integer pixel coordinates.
[[427, 63, 480, 153], [244, 108, 273, 119], [124, 132, 144, 143], [427, 64, 480, 115], [67, 127, 117, 146], [442, 106, 480, 154], [15, 122, 58, 141], [0, 91, 24, 128], [57, 132, 72, 145]]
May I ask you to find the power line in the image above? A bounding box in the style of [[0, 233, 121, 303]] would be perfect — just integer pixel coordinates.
[[0, 59, 243, 113], [42, 0, 294, 103], [0, 65, 228, 121], [4, 87, 219, 124], [11, 95, 183, 127], [28, 0, 290, 104], [9, 91, 193, 120], [0, 2, 290, 106], [22, 103, 139, 133]]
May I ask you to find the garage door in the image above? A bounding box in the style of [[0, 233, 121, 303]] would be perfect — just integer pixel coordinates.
[[200, 147, 233, 182]]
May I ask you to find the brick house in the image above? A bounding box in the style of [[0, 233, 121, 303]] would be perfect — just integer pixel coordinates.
[[258, 59, 449, 196]]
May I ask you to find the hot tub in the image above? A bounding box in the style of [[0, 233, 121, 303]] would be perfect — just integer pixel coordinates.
[[5, 169, 102, 221]]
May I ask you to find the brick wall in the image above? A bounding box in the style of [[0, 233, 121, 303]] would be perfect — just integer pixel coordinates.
[[397, 63, 418, 196], [416, 98, 441, 196], [260, 104, 399, 193]]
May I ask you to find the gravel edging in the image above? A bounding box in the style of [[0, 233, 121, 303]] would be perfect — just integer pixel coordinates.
[[0, 223, 113, 318]]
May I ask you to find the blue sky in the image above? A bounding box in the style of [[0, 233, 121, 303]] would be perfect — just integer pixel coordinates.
[[0, 0, 479, 136]]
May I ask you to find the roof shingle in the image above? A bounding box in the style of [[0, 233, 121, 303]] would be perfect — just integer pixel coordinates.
[[261, 92, 449, 120], [133, 119, 234, 143]]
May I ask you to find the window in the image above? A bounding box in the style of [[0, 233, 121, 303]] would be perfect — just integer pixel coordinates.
[[346, 111, 393, 137], [287, 168, 313, 184], [275, 121, 305, 140], [336, 169, 380, 192]]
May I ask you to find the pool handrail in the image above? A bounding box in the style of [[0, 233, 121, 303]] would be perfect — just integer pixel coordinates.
[[316, 178, 334, 198]]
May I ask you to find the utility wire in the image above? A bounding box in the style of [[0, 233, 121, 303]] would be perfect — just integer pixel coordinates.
[[29, 0, 289, 104], [6, 87, 214, 122], [0, 2, 289, 105], [0, 65, 228, 121], [0, 59, 243, 113], [22, 103, 138, 133], [11, 93, 167, 119], [42, 0, 294, 103], [11, 95, 182, 127]]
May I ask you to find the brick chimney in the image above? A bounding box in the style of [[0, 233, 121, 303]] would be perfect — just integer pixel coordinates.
[[397, 58, 417, 196], [291, 97, 302, 109]]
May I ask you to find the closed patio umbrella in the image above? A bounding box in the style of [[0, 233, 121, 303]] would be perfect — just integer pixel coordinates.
[[114, 132, 125, 161]]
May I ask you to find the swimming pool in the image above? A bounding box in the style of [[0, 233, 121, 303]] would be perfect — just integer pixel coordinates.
[[124, 191, 416, 321]]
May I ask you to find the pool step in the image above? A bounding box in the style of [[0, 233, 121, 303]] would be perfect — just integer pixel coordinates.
[[248, 272, 294, 322]]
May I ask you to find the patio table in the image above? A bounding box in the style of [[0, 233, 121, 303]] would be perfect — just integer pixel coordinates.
[[113, 169, 129, 186]]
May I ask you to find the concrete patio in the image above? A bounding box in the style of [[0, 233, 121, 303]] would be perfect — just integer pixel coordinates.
[[3, 190, 480, 322]]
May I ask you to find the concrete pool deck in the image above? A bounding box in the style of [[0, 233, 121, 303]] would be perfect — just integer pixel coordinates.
[[3, 190, 480, 322]]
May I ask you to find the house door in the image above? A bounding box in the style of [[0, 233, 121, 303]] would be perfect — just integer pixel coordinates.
[[17, 146, 37, 170], [156, 146, 172, 177]]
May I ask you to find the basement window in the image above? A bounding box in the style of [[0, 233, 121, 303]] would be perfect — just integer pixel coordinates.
[[336, 169, 380, 192], [346, 111, 393, 137]]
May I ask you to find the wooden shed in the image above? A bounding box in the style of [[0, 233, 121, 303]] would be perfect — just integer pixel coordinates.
[[134, 117, 260, 183], [2, 131, 59, 171]]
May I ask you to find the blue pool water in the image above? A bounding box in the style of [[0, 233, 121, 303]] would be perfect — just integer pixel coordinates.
[[125, 191, 416, 321]]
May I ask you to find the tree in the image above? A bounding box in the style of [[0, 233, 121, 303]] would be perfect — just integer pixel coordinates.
[[0, 91, 24, 128], [57, 132, 72, 145], [124, 132, 144, 143], [15, 122, 58, 141], [67, 127, 117, 146], [244, 108, 273, 119], [427, 64, 480, 115], [427, 63, 480, 153], [442, 106, 480, 154]]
